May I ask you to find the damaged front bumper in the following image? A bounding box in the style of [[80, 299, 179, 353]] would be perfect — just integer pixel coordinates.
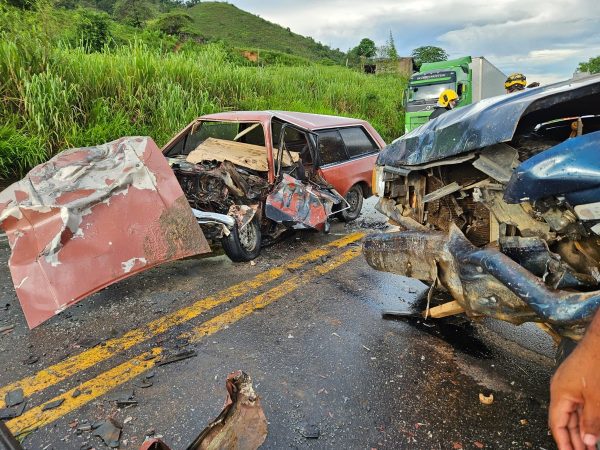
[[364, 218, 600, 332]]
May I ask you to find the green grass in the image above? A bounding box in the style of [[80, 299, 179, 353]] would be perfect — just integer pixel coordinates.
[[0, 4, 406, 180]]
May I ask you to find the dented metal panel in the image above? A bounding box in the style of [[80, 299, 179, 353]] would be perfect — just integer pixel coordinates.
[[378, 74, 600, 167], [0, 137, 210, 328], [505, 130, 600, 204], [265, 174, 339, 231]]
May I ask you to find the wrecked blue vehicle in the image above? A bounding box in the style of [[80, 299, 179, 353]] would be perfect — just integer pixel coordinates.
[[363, 74, 600, 344]]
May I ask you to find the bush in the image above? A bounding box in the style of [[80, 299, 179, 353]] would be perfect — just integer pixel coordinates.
[[76, 9, 112, 52], [152, 10, 192, 35]]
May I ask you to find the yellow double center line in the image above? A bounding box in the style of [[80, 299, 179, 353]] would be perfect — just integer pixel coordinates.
[[3, 233, 363, 435]]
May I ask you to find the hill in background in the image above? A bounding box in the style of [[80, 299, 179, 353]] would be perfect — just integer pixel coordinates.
[[185, 2, 345, 64]]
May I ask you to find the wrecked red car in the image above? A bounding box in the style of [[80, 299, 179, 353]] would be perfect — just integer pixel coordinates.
[[0, 111, 383, 328], [162, 111, 385, 261]]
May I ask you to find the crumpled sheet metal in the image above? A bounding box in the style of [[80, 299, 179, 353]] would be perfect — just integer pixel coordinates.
[[0, 137, 210, 328], [378, 74, 600, 167], [265, 174, 339, 231], [504, 130, 600, 204], [188, 370, 267, 450], [363, 224, 600, 329], [140, 370, 267, 450]]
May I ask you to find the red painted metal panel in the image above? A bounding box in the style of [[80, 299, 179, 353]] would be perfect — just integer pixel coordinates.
[[319, 153, 379, 197], [198, 110, 384, 134], [0, 137, 210, 328], [265, 174, 338, 231]]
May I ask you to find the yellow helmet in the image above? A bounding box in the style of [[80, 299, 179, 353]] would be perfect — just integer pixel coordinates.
[[438, 89, 459, 107], [505, 73, 526, 91]]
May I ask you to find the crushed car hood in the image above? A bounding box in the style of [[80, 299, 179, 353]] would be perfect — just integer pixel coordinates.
[[0, 137, 210, 328], [378, 74, 600, 167]]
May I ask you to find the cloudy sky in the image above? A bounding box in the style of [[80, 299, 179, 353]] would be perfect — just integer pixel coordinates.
[[228, 0, 600, 84]]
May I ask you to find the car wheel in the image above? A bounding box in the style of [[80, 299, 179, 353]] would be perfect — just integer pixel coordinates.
[[337, 185, 363, 222], [221, 217, 262, 262]]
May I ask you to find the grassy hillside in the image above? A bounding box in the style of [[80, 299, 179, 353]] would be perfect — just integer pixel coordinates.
[[0, 4, 406, 180], [186, 2, 345, 64]]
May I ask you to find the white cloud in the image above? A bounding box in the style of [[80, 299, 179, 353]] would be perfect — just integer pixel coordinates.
[[229, 0, 600, 81]]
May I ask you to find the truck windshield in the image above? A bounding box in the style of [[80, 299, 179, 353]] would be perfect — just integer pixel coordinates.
[[408, 83, 456, 103]]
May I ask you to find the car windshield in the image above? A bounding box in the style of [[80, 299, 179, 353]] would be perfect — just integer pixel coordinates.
[[408, 82, 455, 103], [183, 121, 266, 154]]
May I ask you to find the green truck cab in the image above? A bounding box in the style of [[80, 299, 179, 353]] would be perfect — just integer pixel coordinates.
[[404, 56, 506, 133]]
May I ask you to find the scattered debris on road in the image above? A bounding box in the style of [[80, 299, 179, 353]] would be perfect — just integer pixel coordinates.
[[0, 401, 26, 419], [157, 349, 198, 366], [0, 324, 14, 334], [188, 370, 267, 449], [92, 418, 122, 448], [479, 393, 494, 405], [5, 388, 24, 407], [41, 398, 64, 411], [109, 389, 137, 408], [299, 423, 320, 439], [142, 370, 267, 450]]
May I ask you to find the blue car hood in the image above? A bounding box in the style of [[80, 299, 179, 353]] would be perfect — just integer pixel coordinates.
[[378, 74, 600, 167]]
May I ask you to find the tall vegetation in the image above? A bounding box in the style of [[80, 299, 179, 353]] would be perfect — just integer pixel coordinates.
[[0, 4, 406, 180]]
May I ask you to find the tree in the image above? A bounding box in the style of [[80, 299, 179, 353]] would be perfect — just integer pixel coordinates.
[[153, 11, 192, 35], [113, 0, 154, 28], [353, 38, 376, 58], [578, 56, 600, 74], [385, 31, 398, 59], [411, 45, 448, 68], [76, 9, 112, 52]]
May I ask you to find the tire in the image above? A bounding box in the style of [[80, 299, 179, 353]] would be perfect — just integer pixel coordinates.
[[337, 185, 363, 222], [221, 217, 262, 262]]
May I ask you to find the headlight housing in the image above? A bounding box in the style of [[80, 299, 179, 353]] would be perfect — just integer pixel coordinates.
[[372, 165, 385, 197]]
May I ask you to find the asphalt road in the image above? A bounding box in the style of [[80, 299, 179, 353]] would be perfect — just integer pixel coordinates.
[[0, 199, 558, 449]]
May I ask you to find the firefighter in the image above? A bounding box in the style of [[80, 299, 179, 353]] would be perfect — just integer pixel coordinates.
[[505, 73, 527, 93], [429, 89, 459, 121]]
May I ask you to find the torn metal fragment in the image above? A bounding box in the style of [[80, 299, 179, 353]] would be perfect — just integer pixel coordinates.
[[0, 401, 26, 420], [157, 349, 197, 366], [92, 419, 122, 447], [4, 388, 24, 407], [41, 398, 64, 411], [186, 370, 268, 450]]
